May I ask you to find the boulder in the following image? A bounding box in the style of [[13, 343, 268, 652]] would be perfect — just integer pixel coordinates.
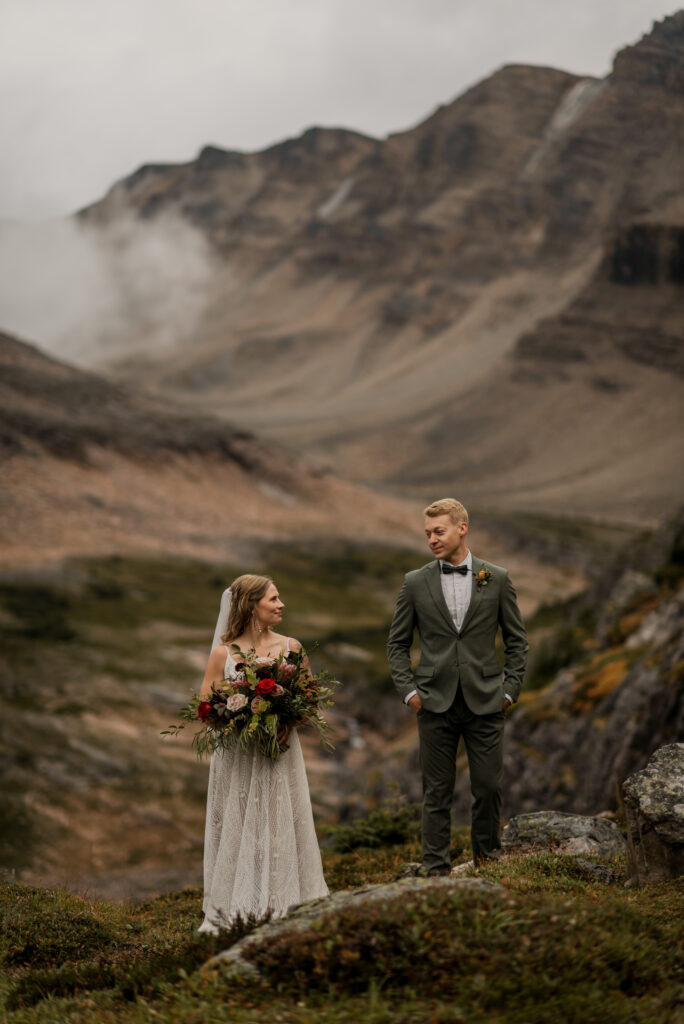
[[572, 858, 621, 885], [622, 743, 684, 885], [502, 811, 626, 858], [208, 875, 505, 980]]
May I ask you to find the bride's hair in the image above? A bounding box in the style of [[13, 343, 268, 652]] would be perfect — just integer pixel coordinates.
[[222, 574, 275, 643]]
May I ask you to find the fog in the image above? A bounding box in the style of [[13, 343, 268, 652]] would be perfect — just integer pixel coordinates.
[[0, 213, 216, 368]]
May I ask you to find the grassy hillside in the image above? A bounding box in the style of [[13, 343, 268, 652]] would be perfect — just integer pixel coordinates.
[[0, 519, 665, 892], [1, 840, 682, 1024], [0, 543, 427, 890], [2, 523, 682, 1022]]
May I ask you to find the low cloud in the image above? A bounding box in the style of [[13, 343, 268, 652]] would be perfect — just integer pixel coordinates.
[[0, 212, 216, 368]]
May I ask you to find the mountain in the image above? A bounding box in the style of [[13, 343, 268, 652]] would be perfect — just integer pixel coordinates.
[[0, 330, 420, 568], [67, 13, 684, 525]]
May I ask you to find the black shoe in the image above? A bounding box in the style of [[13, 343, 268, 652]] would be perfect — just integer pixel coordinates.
[[474, 850, 501, 868], [416, 865, 451, 878]]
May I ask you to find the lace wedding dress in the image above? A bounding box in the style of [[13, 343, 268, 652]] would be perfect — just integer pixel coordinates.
[[198, 645, 329, 932]]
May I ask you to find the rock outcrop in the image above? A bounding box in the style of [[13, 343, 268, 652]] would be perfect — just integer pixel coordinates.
[[502, 811, 626, 858], [209, 875, 505, 980], [622, 743, 684, 885], [498, 520, 684, 822]]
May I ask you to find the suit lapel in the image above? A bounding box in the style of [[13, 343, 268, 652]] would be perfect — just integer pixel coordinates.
[[459, 554, 484, 634], [424, 560, 458, 633]]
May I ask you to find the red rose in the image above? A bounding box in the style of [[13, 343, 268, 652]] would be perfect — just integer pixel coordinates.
[[198, 701, 212, 722], [256, 677, 277, 697]]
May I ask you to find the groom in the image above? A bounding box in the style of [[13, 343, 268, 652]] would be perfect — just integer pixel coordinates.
[[388, 498, 527, 872]]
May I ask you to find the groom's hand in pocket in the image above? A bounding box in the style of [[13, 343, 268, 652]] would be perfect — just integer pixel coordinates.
[[407, 694, 422, 714]]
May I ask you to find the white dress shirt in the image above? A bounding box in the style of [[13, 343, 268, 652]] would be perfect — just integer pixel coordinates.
[[439, 551, 473, 631]]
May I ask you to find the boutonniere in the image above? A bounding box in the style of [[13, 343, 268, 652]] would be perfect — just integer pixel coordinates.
[[476, 566, 493, 590]]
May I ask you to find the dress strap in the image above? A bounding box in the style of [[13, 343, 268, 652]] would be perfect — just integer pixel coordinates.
[[286, 637, 291, 653]]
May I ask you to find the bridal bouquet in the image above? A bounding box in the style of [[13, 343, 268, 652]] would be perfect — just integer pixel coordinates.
[[163, 646, 338, 761]]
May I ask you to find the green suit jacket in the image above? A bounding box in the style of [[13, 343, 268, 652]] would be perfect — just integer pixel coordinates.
[[387, 556, 528, 715]]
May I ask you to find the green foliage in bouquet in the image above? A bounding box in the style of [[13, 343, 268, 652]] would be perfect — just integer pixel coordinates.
[[163, 645, 338, 761]]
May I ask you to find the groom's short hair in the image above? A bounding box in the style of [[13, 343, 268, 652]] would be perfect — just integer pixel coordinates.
[[424, 498, 469, 525]]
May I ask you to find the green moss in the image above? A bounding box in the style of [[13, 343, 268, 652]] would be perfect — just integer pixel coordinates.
[[244, 884, 677, 1009], [0, 886, 116, 969], [321, 802, 422, 853], [524, 594, 597, 693], [486, 511, 646, 564], [0, 883, 266, 1012], [1, 854, 682, 1024], [53, 700, 87, 716], [0, 584, 77, 642], [0, 791, 37, 870]]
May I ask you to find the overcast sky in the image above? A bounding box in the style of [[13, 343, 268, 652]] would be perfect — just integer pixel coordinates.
[[1, 0, 679, 220]]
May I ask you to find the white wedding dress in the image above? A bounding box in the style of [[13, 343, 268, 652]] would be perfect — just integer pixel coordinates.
[[198, 644, 329, 932]]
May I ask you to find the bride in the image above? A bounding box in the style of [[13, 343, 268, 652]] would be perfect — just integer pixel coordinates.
[[198, 573, 329, 933]]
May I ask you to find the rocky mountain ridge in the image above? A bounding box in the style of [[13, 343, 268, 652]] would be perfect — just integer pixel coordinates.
[[63, 13, 684, 524]]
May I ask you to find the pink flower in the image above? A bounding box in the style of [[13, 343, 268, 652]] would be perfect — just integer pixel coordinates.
[[226, 693, 248, 712], [251, 696, 269, 714]]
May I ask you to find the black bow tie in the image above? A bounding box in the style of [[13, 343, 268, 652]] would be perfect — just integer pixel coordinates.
[[441, 563, 469, 575]]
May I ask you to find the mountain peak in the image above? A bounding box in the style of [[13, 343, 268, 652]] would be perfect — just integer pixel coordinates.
[[196, 145, 247, 171], [611, 11, 684, 90]]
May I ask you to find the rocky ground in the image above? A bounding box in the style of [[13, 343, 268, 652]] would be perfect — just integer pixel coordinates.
[[1, 836, 682, 1024]]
